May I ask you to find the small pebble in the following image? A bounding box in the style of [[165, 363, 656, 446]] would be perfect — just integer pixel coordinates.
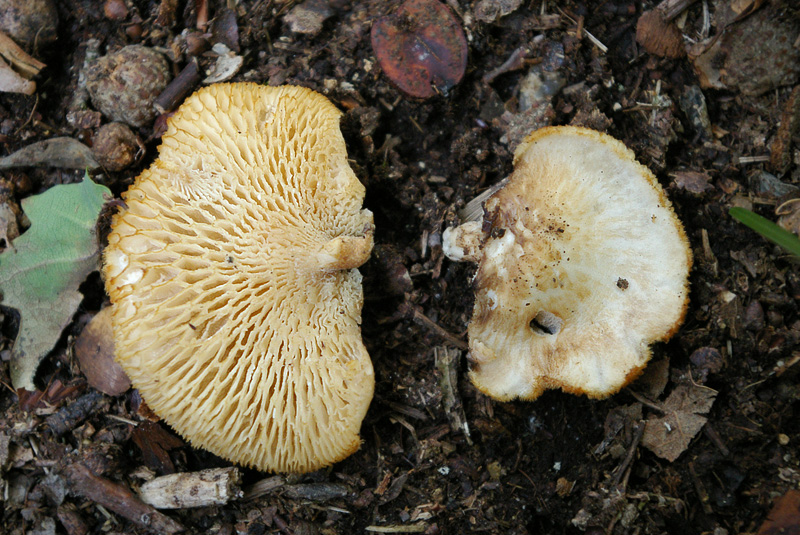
[[284, 0, 333, 36], [103, 0, 128, 20]]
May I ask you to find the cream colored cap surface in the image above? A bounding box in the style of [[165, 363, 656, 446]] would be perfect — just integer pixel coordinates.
[[104, 83, 375, 473], [444, 126, 692, 401]]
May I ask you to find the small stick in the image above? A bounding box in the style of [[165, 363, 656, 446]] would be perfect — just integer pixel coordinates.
[[611, 420, 645, 489], [482, 47, 527, 84], [45, 391, 106, 437], [626, 389, 664, 413], [656, 0, 700, 21], [154, 59, 201, 114], [62, 463, 184, 534], [688, 461, 714, 515], [242, 475, 285, 500], [399, 302, 468, 350], [703, 423, 730, 456]]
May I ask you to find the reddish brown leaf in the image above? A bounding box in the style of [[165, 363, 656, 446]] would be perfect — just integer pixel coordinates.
[[636, 10, 685, 59], [131, 421, 185, 475], [756, 489, 800, 535], [371, 0, 467, 98], [74, 307, 131, 396]]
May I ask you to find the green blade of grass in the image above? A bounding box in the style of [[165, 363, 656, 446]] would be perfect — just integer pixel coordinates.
[[729, 207, 800, 257]]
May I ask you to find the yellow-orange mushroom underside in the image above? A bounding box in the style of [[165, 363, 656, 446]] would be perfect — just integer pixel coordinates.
[[104, 83, 375, 473]]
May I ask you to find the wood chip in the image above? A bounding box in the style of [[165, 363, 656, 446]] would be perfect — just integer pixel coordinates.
[[139, 467, 242, 509], [62, 463, 185, 534], [0, 31, 45, 79]]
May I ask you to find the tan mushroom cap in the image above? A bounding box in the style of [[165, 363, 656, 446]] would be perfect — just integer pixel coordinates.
[[443, 126, 692, 401], [103, 83, 375, 473]]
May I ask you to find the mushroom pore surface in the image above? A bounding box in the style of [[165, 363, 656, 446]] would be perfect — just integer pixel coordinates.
[[104, 83, 375, 473], [444, 126, 692, 401]]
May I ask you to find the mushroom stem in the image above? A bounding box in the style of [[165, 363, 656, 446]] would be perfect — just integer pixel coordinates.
[[316, 233, 374, 270], [442, 221, 483, 263]]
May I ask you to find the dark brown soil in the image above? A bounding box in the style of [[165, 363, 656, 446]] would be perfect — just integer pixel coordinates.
[[1, 1, 799, 534]]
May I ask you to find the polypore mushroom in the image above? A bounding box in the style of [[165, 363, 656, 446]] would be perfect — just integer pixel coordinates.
[[443, 126, 691, 401], [103, 83, 375, 473]]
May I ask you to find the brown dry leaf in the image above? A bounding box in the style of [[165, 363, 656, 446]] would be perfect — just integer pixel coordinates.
[[730, 0, 767, 18], [641, 384, 717, 462], [0, 138, 100, 170], [371, 0, 468, 99], [74, 307, 130, 396], [776, 198, 800, 236], [690, 3, 800, 96], [636, 10, 685, 59], [756, 489, 800, 535], [632, 357, 670, 399], [131, 421, 184, 475], [671, 170, 714, 195]]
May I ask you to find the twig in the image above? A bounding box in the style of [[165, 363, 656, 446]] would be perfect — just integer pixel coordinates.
[[611, 420, 645, 489], [688, 461, 714, 515], [154, 59, 201, 114], [558, 9, 608, 53], [703, 423, 730, 456], [656, 0, 700, 22], [626, 389, 664, 413], [45, 391, 106, 437], [62, 463, 184, 534], [399, 302, 468, 350], [482, 47, 527, 84]]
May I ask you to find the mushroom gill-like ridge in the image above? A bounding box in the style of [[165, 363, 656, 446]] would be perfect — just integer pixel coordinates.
[[104, 83, 375, 473], [444, 126, 692, 401]]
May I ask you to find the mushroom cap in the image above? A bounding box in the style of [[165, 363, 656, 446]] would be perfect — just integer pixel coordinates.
[[104, 83, 375, 473], [444, 126, 692, 401]]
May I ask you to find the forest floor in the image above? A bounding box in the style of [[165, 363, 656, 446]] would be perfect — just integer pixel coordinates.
[[1, 0, 799, 534]]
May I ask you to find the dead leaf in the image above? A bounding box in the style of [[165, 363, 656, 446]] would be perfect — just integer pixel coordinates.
[[131, 421, 185, 475], [756, 489, 800, 535], [371, 0, 468, 98], [74, 307, 130, 396], [671, 170, 714, 195], [0, 138, 100, 170], [690, 4, 800, 96], [641, 384, 717, 462], [0, 175, 110, 390], [777, 198, 800, 236], [636, 10, 685, 59]]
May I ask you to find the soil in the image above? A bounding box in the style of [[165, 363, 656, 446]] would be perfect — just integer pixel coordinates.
[[1, 1, 799, 534]]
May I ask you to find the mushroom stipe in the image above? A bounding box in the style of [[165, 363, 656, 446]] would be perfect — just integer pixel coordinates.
[[104, 83, 375, 474], [443, 126, 692, 401]]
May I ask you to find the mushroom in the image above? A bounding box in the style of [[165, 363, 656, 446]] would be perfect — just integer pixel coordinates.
[[443, 126, 692, 401], [103, 83, 375, 473]]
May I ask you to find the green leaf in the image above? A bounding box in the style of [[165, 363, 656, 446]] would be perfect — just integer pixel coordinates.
[[729, 207, 800, 258], [0, 173, 111, 390]]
